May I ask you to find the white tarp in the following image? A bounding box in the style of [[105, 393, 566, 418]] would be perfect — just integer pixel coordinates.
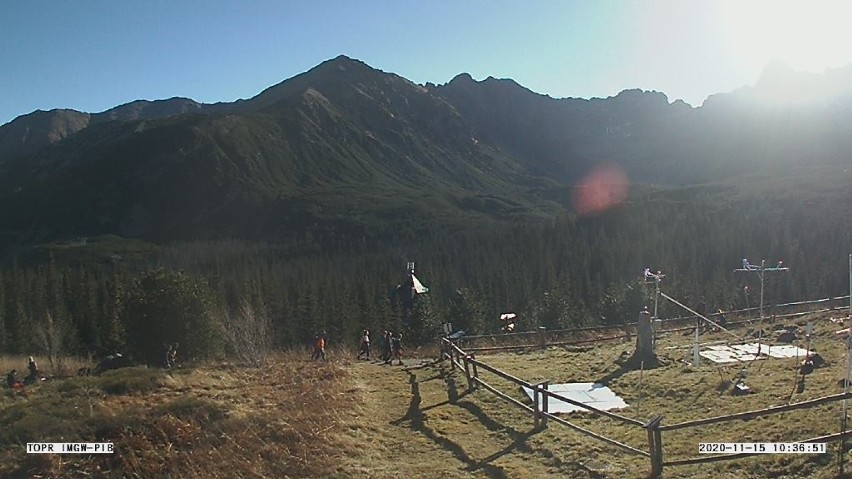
[[762, 344, 811, 359], [700, 346, 761, 364], [522, 382, 628, 413], [699, 343, 810, 363]]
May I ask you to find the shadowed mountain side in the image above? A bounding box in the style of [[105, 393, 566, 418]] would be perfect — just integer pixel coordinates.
[[0, 85, 555, 244], [2, 56, 852, 246]]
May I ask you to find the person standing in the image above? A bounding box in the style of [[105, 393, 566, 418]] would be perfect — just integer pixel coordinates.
[[381, 331, 392, 363], [163, 344, 174, 369], [312, 332, 326, 361], [169, 343, 179, 368], [357, 330, 371, 360], [390, 333, 404, 366], [26, 356, 41, 382]]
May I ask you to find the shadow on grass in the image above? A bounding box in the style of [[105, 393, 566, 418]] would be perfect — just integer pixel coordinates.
[[395, 364, 606, 477], [394, 370, 511, 478]]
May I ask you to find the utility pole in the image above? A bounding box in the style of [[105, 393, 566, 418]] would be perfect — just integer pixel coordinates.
[[734, 259, 789, 322], [842, 254, 852, 477]]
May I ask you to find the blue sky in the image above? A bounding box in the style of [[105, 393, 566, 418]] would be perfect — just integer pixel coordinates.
[[3, 0, 851, 126]]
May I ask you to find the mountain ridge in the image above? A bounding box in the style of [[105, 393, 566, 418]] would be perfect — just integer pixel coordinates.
[[1, 56, 851, 247]]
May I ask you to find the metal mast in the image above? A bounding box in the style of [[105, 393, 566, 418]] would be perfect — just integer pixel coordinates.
[[734, 259, 789, 322]]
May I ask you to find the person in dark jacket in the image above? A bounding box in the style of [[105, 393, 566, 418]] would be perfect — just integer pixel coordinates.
[[380, 331, 391, 363], [390, 333, 404, 366], [6, 369, 25, 398]]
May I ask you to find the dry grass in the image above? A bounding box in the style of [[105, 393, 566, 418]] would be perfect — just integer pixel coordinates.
[[0, 351, 354, 479], [0, 355, 93, 379], [3, 314, 849, 479], [423, 311, 852, 478]]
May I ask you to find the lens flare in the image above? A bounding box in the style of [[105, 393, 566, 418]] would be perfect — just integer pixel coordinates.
[[570, 164, 629, 216]]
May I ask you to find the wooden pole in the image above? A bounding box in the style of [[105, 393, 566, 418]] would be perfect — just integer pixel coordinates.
[[638, 361, 644, 416], [645, 416, 664, 478], [635, 308, 657, 365], [463, 355, 473, 392], [533, 384, 540, 429], [842, 254, 852, 477], [470, 353, 479, 389]]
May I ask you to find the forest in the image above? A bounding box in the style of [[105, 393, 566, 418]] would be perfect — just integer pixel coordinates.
[[1, 172, 849, 364]]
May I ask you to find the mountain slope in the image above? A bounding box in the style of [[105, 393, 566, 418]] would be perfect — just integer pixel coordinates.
[[2, 56, 852, 247], [0, 57, 560, 244]]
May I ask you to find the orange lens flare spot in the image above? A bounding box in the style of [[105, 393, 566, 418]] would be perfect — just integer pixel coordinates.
[[571, 165, 629, 216]]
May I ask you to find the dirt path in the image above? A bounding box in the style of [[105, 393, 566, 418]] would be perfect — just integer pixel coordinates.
[[332, 357, 604, 479]]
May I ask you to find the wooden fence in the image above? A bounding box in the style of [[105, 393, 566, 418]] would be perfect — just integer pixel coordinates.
[[440, 337, 658, 474], [456, 294, 852, 353], [439, 311, 852, 478]]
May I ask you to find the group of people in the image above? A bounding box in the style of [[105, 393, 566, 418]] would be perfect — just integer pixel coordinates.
[[5, 356, 43, 398], [360, 330, 404, 365], [311, 329, 405, 365]]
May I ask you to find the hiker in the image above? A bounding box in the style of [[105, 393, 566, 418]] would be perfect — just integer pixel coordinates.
[[717, 309, 728, 329], [357, 329, 371, 360], [390, 333, 404, 366], [312, 332, 326, 361], [169, 343, 179, 368], [6, 369, 25, 398], [380, 331, 392, 363], [26, 356, 42, 383], [164, 344, 174, 369]]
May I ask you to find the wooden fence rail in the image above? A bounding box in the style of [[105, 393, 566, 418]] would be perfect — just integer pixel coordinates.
[[440, 321, 852, 478], [541, 388, 646, 427], [464, 333, 629, 354], [473, 377, 534, 414], [660, 392, 852, 432], [540, 409, 651, 457], [663, 428, 852, 467], [467, 356, 532, 389], [441, 337, 656, 473], [459, 293, 852, 346]]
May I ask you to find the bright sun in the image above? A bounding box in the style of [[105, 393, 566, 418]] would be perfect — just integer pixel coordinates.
[[720, 0, 852, 73]]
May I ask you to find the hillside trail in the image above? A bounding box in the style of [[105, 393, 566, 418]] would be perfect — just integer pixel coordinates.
[[333, 356, 603, 479]]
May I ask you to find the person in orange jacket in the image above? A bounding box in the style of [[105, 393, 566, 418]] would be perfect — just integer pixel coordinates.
[[311, 332, 326, 361]]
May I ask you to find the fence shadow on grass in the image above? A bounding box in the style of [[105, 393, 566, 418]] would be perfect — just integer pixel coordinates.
[[393, 370, 511, 478]]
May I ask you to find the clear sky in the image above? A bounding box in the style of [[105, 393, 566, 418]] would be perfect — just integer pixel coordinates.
[[3, 0, 852, 126]]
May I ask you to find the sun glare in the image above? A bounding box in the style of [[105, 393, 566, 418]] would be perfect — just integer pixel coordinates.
[[720, 0, 852, 74]]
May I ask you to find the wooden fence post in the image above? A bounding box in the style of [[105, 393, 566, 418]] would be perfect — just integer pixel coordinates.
[[539, 326, 547, 350], [470, 353, 479, 389], [533, 384, 540, 429], [532, 381, 550, 430], [645, 416, 664, 478], [463, 355, 474, 392]]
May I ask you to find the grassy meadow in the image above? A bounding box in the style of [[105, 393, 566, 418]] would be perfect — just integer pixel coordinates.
[[2, 313, 852, 478], [0, 351, 355, 479]]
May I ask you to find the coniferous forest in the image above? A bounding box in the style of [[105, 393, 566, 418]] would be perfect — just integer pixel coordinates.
[[3, 57, 852, 363], [1, 172, 850, 362]]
